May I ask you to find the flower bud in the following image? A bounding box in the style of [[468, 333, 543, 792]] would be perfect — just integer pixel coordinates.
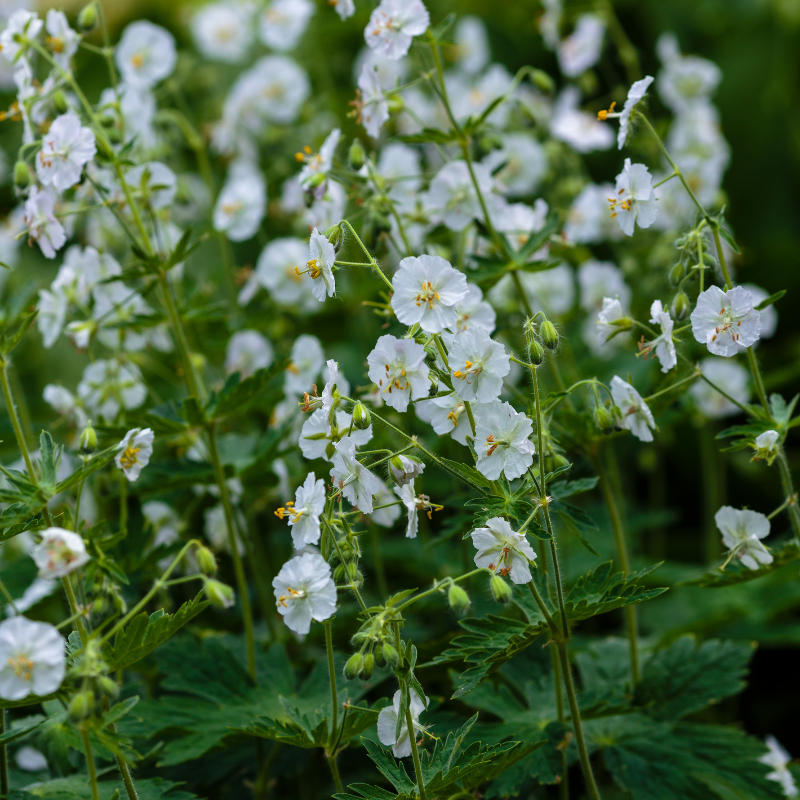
[[374, 643, 386, 666], [344, 653, 363, 680], [53, 90, 68, 115], [552, 453, 570, 469], [323, 222, 345, 253], [447, 584, 471, 615], [671, 291, 690, 320], [490, 575, 513, 604], [69, 690, 95, 720], [387, 94, 404, 114], [668, 262, 685, 286], [98, 676, 119, 699], [195, 545, 217, 576], [333, 564, 345, 582], [78, 2, 98, 32], [79, 421, 98, 455], [361, 652, 374, 679], [13, 161, 31, 189], [531, 68, 556, 93], [594, 406, 616, 435], [352, 402, 371, 430], [529, 339, 545, 366], [381, 642, 400, 667], [106, 126, 122, 144], [349, 139, 365, 170], [540, 319, 559, 350], [205, 579, 235, 609]]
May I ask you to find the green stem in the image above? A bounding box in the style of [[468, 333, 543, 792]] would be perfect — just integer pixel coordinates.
[[157, 272, 201, 400], [119, 473, 128, 534], [777, 450, 800, 541], [527, 579, 561, 635], [406, 704, 428, 800], [62, 575, 90, 645], [396, 568, 487, 613], [325, 620, 340, 749], [0, 358, 34, 477], [339, 220, 395, 292], [746, 347, 769, 412], [80, 729, 101, 800], [100, 697, 139, 800], [0, 710, 8, 798]]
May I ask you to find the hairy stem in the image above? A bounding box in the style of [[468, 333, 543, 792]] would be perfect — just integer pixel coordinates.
[[80, 729, 101, 800], [406, 704, 428, 800]]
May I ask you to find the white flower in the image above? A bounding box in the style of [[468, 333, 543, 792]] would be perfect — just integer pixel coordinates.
[[331, 0, 355, 20], [44, 10, 79, 70], [453, 16, 489, 75], [298, 129, 340, 189], [389, 455, 425, 486], [272, 552, 336, 634], [0, 11, 42, 63], [377, 689, 427, 757], [278, 472, 326, 549], [16, 746, 48, 773], [416, 392, 476, 446], [191, 1, 255, 63], [449, 328, 510, 403], [5, 578, 57, 617], [690, 285, 762, 357], [357, 63, 389, 139], [715, 506, 772, 571], [578, 260, 630, 312], [43, 384, 86, 428], [367, 476, 402, 527], [299, 409, 372, 461], [596, 297, 629, 346], [365, 0, 430, 60], [115, 428, 154, 482], [558, 14, 605, 77], [0, 617, 65, 701], [741, 283, 777, 339], [690, 357, 750, 419], [260, 0, 314, 51], [424, 160, 493, 232], [204, 504, 245, 555], [759, 736, 799, 798], [115, 21, 177, 88], [213, 162, 267, 242], [611, 376, 655, 442], [125, 162, 178, 210], [451, 283, 496, 334], [285, 334, 325, 395], [23, 187, 66, 259], [225, 330, 274, 378], [31, 528, 89, 579], [550, 88, 614, 154], [306, 228, 336, 301], [656, 34, 722, 114], [367, 334, 430, 412], [240, 238, 317, 311], [617, 75, 654, 149], [471, 516, 536, 584], [394, 481, 420, 538], [609, 159, 658, 236], [37, 288, 68, 348], [391, 254, 468, 333], [482, 133, 548, 198], [646, 300, 677, 372], [330, 436, 382, 513], [564, 182, 621, 243], [474, 401, 535, 480], [447, 66, 514, 128], [78, 359, 146, 419], [753, 430, 780, 465]]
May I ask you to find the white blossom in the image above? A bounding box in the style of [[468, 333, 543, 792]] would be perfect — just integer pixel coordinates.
[[330, 0, 355, 20], [365, 0, 430, 61], [260, 0, 314, 51], [715, 506, 772, 571], [609, 159, 658, 236], [115, 428, 154, 482], [330, 436, 382, 513], [225, 330, 274, 378], [558, 14, 605, 77], [611, 376, 655, 442], [44, 10, 79, 70], [753, 430, 780, 465], [272, 552, 336, 634], [240, 237, 319, 311], [298, 129, 340, 189], [453, 17, 489, 74], [278, 472, 326, 549], [78, 359, 147, 419], [15, 746, 48, 773], [357, 63, 389, 139], [617, 75, 654, 149], [0, 617, 65, 701], [299, 409, 372, 462], [690, 285, 762, 357], [37, 288, 68, 348], [550, 88, 614, 153], [474, 401, 535, 480], [395, 481, 420, 538], [759, 736, 799, 798], [416, 391, 476, 446], [647, 300, 677, 372], [424, 160, 494, 232], [451, 283, 496, 334], [391, 254, 468, 333], [285, 334, 325, 395], [0, 10, 42, 63], [43, 384, 86, 428], [213, 162, 267, 242], [31, 528, 89, 579], [482, 133, 548, 197], [471, 516, 536, 584], [449, 327, 510, 403], [656, 34, 722, 113], [377, 689, 427, 757], [595, 297, 629, 346], [115, 21, 177, 88], [191, 1, 255, 63], [389, 455, 425, 486], [690, 357, 750, 419], [306, 228, 336, 302], [367, 334, 430, 412], [564, 182, 621, 243], [23, 187, 66, 259]]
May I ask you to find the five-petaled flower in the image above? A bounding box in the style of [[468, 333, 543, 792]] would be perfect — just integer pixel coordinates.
[[276, 472, 326, 549], [115, 428, 155, 482], [715, 505, 772, 571], [367, 335, 430, 412], [471, 516, 537, 584], [690, 285, 762, 357], [473, 401, 535, 480], [31, 528, 89, 580], [0, 617, 66, 701], [272, 552, 337, 634]]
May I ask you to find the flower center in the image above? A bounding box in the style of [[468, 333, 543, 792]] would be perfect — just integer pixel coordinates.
[[607, 187, 632, 219], [7, 654, 35, 681], [46, 36, 64, 53], [446, 403, 465, 427], [277, 586, 305, 607], [415, 281, 440, 310], [130, 52, 146, 69], [119, 445, 141, 470], [378, 362, 409, 396], [222, 201, 243, 216], [710, 306, 743, 344], [453, 359, 482, 384], [274, 500, 305, 523]]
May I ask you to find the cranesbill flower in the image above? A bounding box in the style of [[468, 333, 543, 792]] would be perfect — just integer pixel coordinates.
[[424, 160, 493, 232], [474, 401, 535, 480], [377, 689, 427, 757], [449, 327, 510, 404], [615, 75, 654, 150], [557, 14, 605, 77], [759, 737, 799, 798], [77, 358, 145, 418], [0, 617, 65, 701], [276, 472, 326, 549], [365, 0, 430, 60], [451, 283, 496, 334], [285, 334, 325, 395], [609, 159, 658, 236], [596, 297, 630, 346], [330, 0, 355, 20], [299, 409, 372, 461], [115, 428, 154, 482], [44, 10, 79, 70], [298, 129, 340, 189], [330, 436, 382, 513], [225, 330, 274, 378], [191, 1, 254, 63], [752, 430, 780, 466], [272, 552, 336, 634], [260, 0, 315, 52], [0, 11, 42, 63], [367, 334, 430, 412], [391, 254, 468, 333], [213, 162, 267, 242], [471, 516, 536, 584], [31, 528, 89, 579], [416, 392, 475, 446], [115, 21, 177, 88], [645, 300, 677, 372], [690, 285, 762, 357], [305, 228, 336, 302], [23, 187, 66, 259], [715, 506, 772, 571], [611, 376, 655, 442], [356, 63, 389, 139]]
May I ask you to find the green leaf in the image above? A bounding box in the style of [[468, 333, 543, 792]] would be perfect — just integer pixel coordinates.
[[718, 225, 741, 253], [396, 128, 459, 145], [19, 777, 198, 799], [434, 456, 491, 495], [103, 592, 209, 672], [754, 289, 785, 310], [1, 309, 38, 355], [681, 539, 800, 588], [550, 477, 599, 498], [205, 360, 286, 420], [465, 496, 536, 532], [54, 446, 119, 495], [38, 431, 61, 492], [0, 715, 47, 743], [514, 215, 560, 264], [634, 636, 754, 719]]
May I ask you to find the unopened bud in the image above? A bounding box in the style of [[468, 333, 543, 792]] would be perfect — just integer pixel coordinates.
[[13, 160, 31, 189], [529, 339, 545, 366], [531, 68, 556, 94], [69, 690, 95, 720], [553, 453, 570, 469], [205, 579, 235, 609], [447, 584, 470, 615], [594, 405, 615, 435], [98, 676, 119, 699], [106, 125, 121, 144], [361, 652, 374, 679], [78, 2, 98, 32], [196, 545, 217, 576], [352, 402, 371, 430], [668, 262, 685, 286], [490, 575, 513, 604], [53, 90, 68, 115], [344, 653, 363, 680], [374, 643, 386, 666], [540, 319, 559, 350], [79, 421, 97, 455], [671, 291, 690, 320], [381, 642, 399, 667], [323, 222, 345, 252], [349, 139, 365, 170]]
